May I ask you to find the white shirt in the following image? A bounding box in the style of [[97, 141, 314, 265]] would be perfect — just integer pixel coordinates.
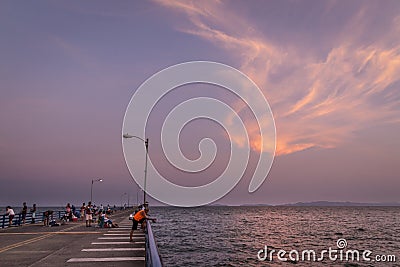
[[7, 209, 15, 216]]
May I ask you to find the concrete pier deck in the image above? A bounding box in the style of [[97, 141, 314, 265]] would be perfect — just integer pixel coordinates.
[[0, 210, 145, 267]]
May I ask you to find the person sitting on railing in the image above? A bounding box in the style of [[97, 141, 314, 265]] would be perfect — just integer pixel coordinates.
[[130, 205, 156, 242], [6, 206, 15, 227]]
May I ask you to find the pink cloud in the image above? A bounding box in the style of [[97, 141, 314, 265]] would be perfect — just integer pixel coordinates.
[[154, 0, 400, 155]]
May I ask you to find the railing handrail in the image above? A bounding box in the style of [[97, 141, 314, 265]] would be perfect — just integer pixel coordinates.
[[1, 209, 65, 228], [146, 220, 163, 267], [0, 206, 121, 228]]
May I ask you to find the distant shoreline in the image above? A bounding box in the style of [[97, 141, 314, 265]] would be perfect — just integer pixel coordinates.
[[238, 201, 400, 207], [276, 201, 400, 207], [149, 201, 400, 207], [3, 201, 400, 211]]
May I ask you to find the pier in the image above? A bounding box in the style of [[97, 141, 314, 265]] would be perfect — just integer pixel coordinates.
[[0, 209, 162, 266]]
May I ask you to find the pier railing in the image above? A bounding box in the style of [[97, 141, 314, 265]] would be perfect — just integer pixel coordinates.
[[145, 220, 163, 267], [1, 210, 67, 228], [1, 207, 121, 228]]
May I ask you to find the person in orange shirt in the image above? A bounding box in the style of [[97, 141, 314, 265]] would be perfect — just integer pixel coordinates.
[[130, 205, 156, 242]]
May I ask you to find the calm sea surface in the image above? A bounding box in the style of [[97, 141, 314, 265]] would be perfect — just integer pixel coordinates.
[[151, 206, 400, 267]]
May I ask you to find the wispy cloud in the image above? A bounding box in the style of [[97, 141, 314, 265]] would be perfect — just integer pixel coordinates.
[[154, 0, 400, 155], [50, 36, 97, 69]]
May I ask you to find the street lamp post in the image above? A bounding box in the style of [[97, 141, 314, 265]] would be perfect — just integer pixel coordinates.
[[123, 133, 149, 204], [90, 178, 103, 203]]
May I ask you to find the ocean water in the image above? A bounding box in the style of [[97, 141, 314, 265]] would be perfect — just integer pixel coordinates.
[[151, 206, 400, 267]]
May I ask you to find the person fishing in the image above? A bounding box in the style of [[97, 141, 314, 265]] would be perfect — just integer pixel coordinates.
[[6, 206, 15, 227], [129, 205, 156, 242]]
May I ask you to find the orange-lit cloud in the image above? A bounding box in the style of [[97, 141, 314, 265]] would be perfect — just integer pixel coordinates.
[[154, 0, 400, 155]]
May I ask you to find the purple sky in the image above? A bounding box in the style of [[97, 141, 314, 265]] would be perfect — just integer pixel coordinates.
[[1, 1, 399, 207]]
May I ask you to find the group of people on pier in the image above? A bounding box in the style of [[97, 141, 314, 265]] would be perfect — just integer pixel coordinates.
[[4, 202, 156, 233], [5, 203, 37, 227], [4, 201, 116, 227]]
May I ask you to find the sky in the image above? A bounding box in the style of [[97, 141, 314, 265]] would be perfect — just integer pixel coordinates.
[[1, 0, 399, 207]]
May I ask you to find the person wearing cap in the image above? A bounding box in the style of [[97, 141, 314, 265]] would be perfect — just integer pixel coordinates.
[[130, 205, 156, 242]]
